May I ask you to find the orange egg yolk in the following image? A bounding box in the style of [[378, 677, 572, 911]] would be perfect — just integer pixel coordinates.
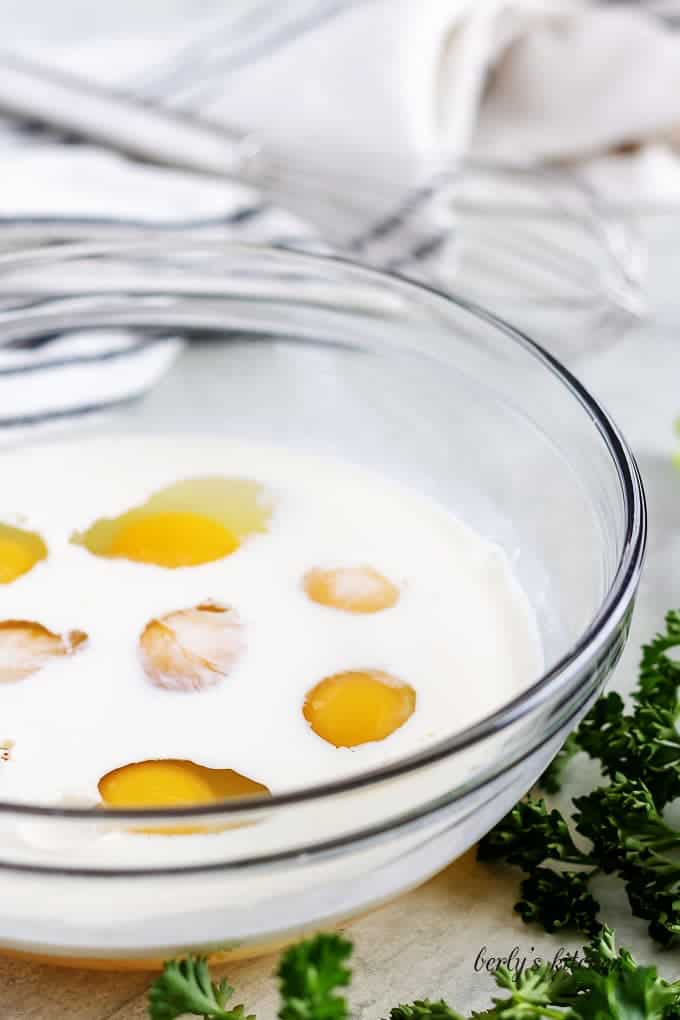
[[0, 525, 47, 584], [303, 566, 399, 613], [98, 759, 270, 835], [72, 477, 271, 568], [108, 511, 239, 567], [303, 670, 416, 747]]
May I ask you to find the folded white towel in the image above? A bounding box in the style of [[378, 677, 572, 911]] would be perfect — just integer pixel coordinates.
[[0, 334, 182, 432], [7, 1, 680, 215], [191, 0, 680, 199], [0, 148, 319, 432]]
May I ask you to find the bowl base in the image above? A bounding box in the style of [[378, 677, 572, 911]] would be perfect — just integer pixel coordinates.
[[0, 932, 304, 971], [0, 880, 419, 971], [0, 853, 467, 971]]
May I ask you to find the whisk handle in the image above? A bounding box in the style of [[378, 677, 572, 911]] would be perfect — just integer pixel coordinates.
[[0, 51, 262, 181]]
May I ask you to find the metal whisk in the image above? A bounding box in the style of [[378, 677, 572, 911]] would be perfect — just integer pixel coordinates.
[[0, 44, 647, 353]]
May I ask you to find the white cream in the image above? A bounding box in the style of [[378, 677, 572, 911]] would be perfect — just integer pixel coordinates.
[[0, 435, 542, 807]]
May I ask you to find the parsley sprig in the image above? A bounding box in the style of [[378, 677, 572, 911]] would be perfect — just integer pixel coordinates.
[[148, 935, 352, 1020], [478, 610, 680, 944], [148, 927, 680, 1020], [450, 926, 680, 1020], [277, 933, 352, 1020], [148, 956, 255, 1020]]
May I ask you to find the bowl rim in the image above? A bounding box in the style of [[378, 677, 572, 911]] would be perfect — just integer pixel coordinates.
[[0, 244, 647, 829]]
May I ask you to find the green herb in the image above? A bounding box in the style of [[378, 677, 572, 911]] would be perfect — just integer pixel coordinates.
[[148, 934, 351, 1020], [445, 925, 680, 1020], [148, 956, 255, 1020], [148, 928, 680, 1020], [478, 610, 680, 944], [389, 1001, 464, 1019], [277, 933, 353, 1020], [514, 867, 601, 935]]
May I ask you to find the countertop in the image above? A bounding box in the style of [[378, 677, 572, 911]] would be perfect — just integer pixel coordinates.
[[1, 264, 679, 1017]]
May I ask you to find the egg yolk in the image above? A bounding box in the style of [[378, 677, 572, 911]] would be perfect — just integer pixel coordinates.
[[304, 566, 399, 613], [0, 525, 47, 584], [303, 670, 416, 747], [108, 511, 239, 567], [98, 759, 270, 835], [72, 477, 271, 568]]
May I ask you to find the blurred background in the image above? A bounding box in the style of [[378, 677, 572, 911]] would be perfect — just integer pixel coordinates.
[[0, 0, 679, 447], [1, 0, 680, 367]]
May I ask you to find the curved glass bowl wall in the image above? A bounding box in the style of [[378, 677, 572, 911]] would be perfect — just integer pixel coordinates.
[[0, 243, 645, 966]]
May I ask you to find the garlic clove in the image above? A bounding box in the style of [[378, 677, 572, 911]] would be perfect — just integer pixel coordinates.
[[139, 600, 245, 692], [0, 621, 88, 683]]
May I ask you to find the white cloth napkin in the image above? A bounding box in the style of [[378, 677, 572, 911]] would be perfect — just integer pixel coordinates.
[[193, 0, 680, 200], [2, 0, 680, 428], [0, 150, 320, 432], [12, 1, 680, 192]]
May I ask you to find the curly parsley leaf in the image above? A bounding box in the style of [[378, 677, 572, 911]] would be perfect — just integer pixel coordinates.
[[277, 933, 352, 1020], [148, 927, 680, 1020], [389, 1001, 465, 1020], [148, 957, 254, 1020], [515, 868, 601, 936], [391, 927, 680, 1020], [638, 610, 680, 709], [478, 798, 589, 870], [574, 776, 680, 868], [471, 927, 680, 1020], [479, 612, 680, 944], [571, 692, 628, 780]]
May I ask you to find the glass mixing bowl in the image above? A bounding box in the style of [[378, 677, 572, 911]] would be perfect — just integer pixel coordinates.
[[0, 243, 645, 967]]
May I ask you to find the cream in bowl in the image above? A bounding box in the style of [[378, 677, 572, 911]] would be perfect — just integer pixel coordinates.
[[0, 435, 541, 813]]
